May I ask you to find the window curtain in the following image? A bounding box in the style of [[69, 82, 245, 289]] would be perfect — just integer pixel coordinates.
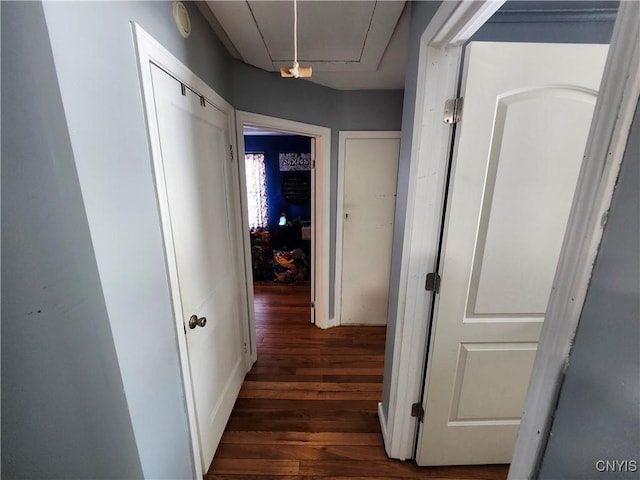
[[245, 153, 269, 229]]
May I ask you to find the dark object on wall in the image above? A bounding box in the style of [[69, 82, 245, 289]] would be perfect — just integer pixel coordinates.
[[281, 172, 310, 204]]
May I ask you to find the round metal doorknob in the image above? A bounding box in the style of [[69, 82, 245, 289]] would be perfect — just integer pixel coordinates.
[[188, 315, 207, 329]]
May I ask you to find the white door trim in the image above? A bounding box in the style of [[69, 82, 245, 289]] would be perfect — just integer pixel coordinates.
[[383, 0, 639, 476], [133, 24, 250, 479], [381, 0, 505, 461], [235, 111, 332, 333], [510, 3, 639, 477], [335, 131, 401, 326]]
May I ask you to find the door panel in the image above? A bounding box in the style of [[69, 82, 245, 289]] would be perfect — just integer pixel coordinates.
[[470, 88, 598, 316], [340, 136, 400, 325], [417, 42, 608, 465], [151, 65, 245, 471]]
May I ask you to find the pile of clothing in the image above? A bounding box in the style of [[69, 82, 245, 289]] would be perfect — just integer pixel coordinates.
[[272, 248, 309, 283]]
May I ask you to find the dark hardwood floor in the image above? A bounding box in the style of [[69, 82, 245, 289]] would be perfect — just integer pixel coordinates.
[[206, 282, 508, 479]]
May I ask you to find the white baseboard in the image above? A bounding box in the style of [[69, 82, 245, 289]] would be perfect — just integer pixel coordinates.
[[318, 316, 339, 329]]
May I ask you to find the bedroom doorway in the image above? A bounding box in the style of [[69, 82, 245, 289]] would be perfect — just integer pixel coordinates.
[[243, 128, 314, 331], [244, 130, 313, 286], [235, 112, 331, 364]]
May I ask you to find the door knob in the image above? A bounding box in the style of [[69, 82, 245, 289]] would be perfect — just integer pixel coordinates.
[[188, 315, 207, 329]]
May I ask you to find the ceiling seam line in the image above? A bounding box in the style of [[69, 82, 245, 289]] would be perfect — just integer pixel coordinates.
[[246, 1, 276, 70], [358, 1, 378, 63]]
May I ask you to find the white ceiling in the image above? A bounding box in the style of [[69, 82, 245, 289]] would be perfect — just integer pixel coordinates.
[[198, 1, 409, 90]]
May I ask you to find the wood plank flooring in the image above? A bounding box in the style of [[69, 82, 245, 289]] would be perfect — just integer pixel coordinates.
[[206, 283, 508, 479]]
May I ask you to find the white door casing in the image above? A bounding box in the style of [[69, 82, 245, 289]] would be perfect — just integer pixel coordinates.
[[379, 1, 507, 461], [336, 132, 400, 325], [235, 111, 332, 332], [417, 42, 608, 465], [134, 25, 252, 478]]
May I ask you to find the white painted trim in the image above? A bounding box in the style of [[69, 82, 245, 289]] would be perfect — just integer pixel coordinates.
[[378, 401, 390, 451], [233, 114, 259, 366], [383, 0, 503, 461], [133, 24, 251, 479], [335, 131, 401, 326], [509, 3, 640, 478], [235, 111, 332, 330]]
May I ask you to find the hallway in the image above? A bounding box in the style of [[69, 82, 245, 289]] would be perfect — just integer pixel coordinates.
[[206, 283, 508, 478]]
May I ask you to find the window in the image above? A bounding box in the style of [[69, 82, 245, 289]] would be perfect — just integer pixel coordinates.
[[244, 153, 269, 229]]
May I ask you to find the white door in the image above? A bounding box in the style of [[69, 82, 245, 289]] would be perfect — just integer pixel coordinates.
[[417, 42, 608, 465], [339, 133, 400, 325], [151, 65, 246, 471]]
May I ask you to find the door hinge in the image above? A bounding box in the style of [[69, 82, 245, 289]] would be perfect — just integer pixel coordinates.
[[443, 97, 463, 124], [311, 301, 315, 309], [229, 144, 234, 161], [411, 402, 424, 422], [243, 342, 248, 354], [425, 272, 441, 293], [312, 159, 316, 169]]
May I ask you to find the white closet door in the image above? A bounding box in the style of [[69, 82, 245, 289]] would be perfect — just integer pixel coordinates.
[[339, 133, 400, 325], [151, 65, 245, 471]]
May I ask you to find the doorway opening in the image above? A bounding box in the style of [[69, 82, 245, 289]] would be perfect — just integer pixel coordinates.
[[234, 111, 331, 365], [243, 129, 313, 311], [242, 128, 314, 348]]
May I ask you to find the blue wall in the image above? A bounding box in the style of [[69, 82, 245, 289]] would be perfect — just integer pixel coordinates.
[[245, 135, 312, 231]]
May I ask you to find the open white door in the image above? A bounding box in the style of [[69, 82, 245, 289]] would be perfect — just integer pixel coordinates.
[[150, 65, 246, 472], [417, 42, 608, 465]]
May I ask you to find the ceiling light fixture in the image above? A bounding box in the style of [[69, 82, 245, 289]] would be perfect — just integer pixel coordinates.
[[280, 0, 312, 78]]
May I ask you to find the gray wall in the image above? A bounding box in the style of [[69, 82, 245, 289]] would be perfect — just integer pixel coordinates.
[[37, 1, 236, 477], [3, 0, 404, 477], [538, 104, 639, 480], [469, 1, 617, 43], [1, 2, 143, 478], [231, 62, 404, 317]]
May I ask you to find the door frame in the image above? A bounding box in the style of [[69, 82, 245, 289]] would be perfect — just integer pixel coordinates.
[[382, 2, 639, 477], [335, 131, 401, 325], [235, 111, 332, 339], [133, 24, 252, 479]]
